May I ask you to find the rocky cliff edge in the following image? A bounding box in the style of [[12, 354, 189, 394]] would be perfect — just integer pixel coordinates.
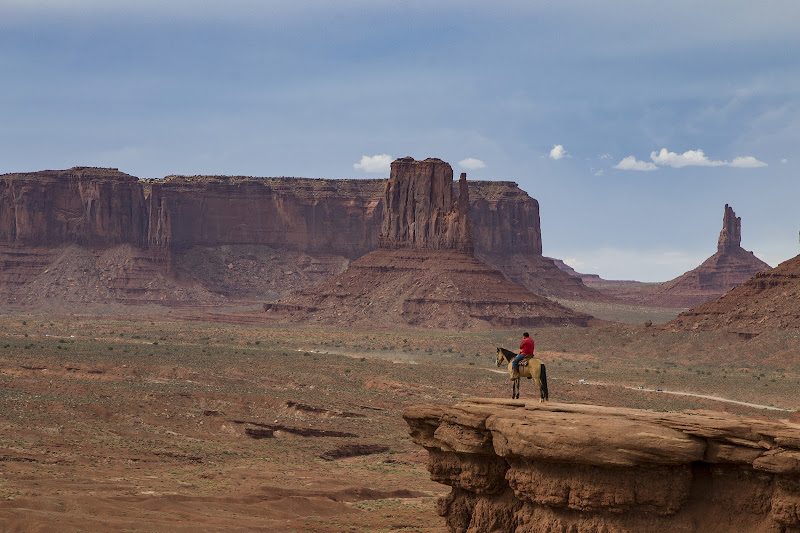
[[404, 399, 800, 532]]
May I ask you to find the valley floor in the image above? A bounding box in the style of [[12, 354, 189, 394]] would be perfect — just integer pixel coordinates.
[[0, 314, 797, 531]]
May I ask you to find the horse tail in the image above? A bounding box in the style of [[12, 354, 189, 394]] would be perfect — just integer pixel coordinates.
[[540, 364, 549, 401]]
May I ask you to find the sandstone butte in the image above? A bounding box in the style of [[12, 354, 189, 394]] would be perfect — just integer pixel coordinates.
[[642, 204, 772, 308], [263, 157, 594, 329], [0, 166, 602, 308], [561, 204, 773, 308], [404, 399, 800, 533]]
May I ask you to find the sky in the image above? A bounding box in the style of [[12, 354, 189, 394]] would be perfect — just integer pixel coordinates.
[[1, 0, 798, 282]]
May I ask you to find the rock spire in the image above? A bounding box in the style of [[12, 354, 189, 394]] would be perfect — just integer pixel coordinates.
[[717, 203, 742, 253], [379, 157, 473, 254]]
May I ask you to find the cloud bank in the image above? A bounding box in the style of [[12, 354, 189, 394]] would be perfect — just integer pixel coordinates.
[[354, 154, 392, 173], [614, 148, 767, 171]]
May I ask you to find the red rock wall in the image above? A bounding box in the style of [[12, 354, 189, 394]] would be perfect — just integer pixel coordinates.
[[146, 176, 386, 258], [0, 167, 147, 246], [1, 168, 543, 259], [380, 158, 474, 253]]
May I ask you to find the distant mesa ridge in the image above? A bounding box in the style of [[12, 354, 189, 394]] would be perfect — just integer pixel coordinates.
[[262, 157, 593, 329], [1, 165, 599, 308], [1, 165, 536, 258]]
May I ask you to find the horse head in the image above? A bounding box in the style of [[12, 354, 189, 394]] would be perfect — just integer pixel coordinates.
[[495, 347, 504, 367]]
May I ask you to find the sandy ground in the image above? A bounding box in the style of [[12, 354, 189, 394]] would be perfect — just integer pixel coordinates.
[[0, 315, 797, 532]]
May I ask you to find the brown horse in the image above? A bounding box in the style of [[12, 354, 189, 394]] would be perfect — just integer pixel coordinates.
[[496, 347, 549, 401]]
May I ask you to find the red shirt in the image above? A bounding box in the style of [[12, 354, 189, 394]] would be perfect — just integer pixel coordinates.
[[519, 337, 535, 355]]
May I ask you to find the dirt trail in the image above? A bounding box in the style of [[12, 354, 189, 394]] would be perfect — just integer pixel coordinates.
[[623, 386, 793, 412]]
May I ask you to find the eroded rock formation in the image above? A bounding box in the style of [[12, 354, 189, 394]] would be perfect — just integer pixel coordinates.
[[380, 157, 473, 253], [264, 158, 593, 329], [146, 175, 386, 258], [668, 253, 800, 335], [0, 167, 147, 246], [404, 399, 800, 533], [1, 166, 597, 308], [644, 204, 771, 308]]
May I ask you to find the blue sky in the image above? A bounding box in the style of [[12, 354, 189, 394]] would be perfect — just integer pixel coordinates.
[[2, 1, 798, 281]]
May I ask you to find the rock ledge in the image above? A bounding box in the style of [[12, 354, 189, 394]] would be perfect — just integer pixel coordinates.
[[404, 399, 800, 532]]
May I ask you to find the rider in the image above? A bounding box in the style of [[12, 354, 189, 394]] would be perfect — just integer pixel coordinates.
[[512, 332, 535, 372]]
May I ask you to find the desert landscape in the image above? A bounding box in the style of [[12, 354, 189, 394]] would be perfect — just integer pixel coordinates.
[[1, 158, 799, 532]]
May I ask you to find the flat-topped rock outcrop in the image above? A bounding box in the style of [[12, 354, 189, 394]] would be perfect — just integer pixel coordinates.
[[404, 399, 800, 532], [265, 158, 593, 329], [1, 166, 599, 308], [0, 167, 147, 246]]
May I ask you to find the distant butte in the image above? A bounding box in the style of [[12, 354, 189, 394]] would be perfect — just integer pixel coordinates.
[[645, 204, 771, 308], [1, 166, 601, 311], [263, 157, 593, 329], [558, 204, 773, 308]]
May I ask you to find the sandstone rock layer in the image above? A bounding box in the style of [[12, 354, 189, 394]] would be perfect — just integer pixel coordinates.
[[0, 167, 147, 246], [668, 253, 800, 335], [380, 157, 473, 253], [264, 248, 592, 329], [263, 158, 593, 329], [404, 399, 800, 533], [1, 167, 599, 308]]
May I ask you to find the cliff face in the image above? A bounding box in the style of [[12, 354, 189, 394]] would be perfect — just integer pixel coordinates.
[[0, 167, 543, 258], [264, 158, 593, 329], [0, 167, 147, 247], [404, 399, 800, 533], [380, 157, 473, 253], [1, 166, 585, 308], [146, 176, 386, 259], [468, 181, 541, 255]]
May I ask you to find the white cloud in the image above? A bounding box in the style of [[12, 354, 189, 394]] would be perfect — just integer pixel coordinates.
[[593, 169, 604, 176], [781, 158, 789, 164], [549, 144, 567, 160], [458, 157, 486, 170], [353, 154, 392, 173], [613, 155, 658, 171], [648, 148, 766, 169], [729, 156, 767, 168], [650, 148, 725, 168], [598, 153, 613, 160]]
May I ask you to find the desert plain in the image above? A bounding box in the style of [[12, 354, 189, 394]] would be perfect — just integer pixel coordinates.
[[1, 306, 797, 532]]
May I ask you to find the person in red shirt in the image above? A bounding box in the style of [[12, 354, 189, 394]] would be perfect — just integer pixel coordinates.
[[512, 332, 535, 372]]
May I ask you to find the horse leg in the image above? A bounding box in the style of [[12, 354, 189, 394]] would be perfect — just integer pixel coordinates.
[[533, 364, 548, 402], [534, 375, 544, 402], [513, 379, 519, 399]]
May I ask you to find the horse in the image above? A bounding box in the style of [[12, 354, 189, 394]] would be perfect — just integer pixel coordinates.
[[496, 347, 549, 401]]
